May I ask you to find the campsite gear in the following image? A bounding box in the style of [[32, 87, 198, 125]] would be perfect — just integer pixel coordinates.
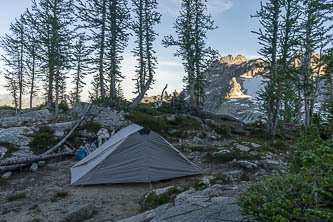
[[75, 150, 87, 161], [74, 144, 97, 160], [70, 124, 203, 185]]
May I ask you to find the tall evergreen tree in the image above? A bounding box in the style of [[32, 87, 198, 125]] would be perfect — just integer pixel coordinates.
[[299, 0, 330, 127], [130, 0, 161, 108], [32, 0, 75, 117], [71, 34, 91, 104], [163, 0, 217, 110], [76, 0, 108, 100], [105, 0, 131, 99], [252, 0, 282, 136], [24, 9, 41, 109], [0, 16, 26, 112]]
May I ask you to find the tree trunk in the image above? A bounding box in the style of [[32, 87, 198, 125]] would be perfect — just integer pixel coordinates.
[[130, 77, 153, 108], [98, 0, 107, 100], [55, 77, 59, 119], [0, 152, 74, 173]]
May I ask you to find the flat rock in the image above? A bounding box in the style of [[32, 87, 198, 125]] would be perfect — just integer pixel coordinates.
[[235, 144, 250, 152], [236, 160, 258, 169], [0, 127, 34, 147], [66, 202, 94, 222], [120, 184, 252, 222]]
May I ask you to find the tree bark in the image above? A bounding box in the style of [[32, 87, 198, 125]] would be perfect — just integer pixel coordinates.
[[130, 77, 153, 108], [0, 152, 74, 172]]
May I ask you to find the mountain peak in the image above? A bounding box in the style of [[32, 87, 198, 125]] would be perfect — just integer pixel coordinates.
[[220, 54, 249, 66]]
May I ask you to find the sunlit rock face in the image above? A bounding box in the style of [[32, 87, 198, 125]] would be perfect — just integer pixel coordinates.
[[204, 55, 265, 123]]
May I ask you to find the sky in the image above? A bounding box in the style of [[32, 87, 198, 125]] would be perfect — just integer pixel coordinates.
[[0, 0, 260, 100]]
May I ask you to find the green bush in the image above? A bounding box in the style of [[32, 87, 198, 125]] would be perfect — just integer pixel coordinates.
[[7, 192, 26, 202], [29, 126, 58, 154], [58, 101, 69, 111], [239, 126, 333, 221], [140, 187, 182, 212], [83, 121, 102, 134], [125, 111, 171, 135]]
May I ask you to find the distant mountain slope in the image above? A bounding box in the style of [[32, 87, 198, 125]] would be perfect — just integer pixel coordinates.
[[203, 55, 266, 123], [0, 93, 45, 108]]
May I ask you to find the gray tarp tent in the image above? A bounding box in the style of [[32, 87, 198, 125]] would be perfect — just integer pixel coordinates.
[[70, 124, 203, 185]]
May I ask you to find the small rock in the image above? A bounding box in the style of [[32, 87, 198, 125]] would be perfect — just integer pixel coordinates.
[[0, 146, 8, 160], [1, 172, 12, 179], [201, 176, 214, 185], [249, 151, 259, 156], [165, 115, 177, 124], [236, 160, 257, 169], [144, 186, 176, 200], [66, 203, 94, 222], [192, 136, 204, 144], [235, 144, 250, 152], [167, 129, 179, 135], [37, 161, 46, 167], [251, 143, 261, 148], [30, 163, 38, 173], [229, 170, 242, 176]]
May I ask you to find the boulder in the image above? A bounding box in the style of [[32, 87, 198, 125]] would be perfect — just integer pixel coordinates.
[[235, 144, 250, 152], [235, 160, 258, 169], [120, 184, 252, 222], [48, 121, 76, 137], [66, 203, 94, 222], [0, 109, 53, 128], [179, 114, 204, 124], [0, 127, 34, 147], [192, 136, 204, 144]]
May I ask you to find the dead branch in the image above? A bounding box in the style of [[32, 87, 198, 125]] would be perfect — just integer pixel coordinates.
[[42, 104, 92, 156], [160, 84, 168, 102]]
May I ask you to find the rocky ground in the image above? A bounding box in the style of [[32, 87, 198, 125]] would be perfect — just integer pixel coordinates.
[[0, 104, 296, 222]]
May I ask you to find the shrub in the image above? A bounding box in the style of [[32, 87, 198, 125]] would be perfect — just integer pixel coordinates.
[[51, 191, 68, 202], [7, 193, 26, 201], [139, 187, 182, 212], [239, 126, 333, 221], [83, 121, 102, 134], [125, 111, 171, 135], [29, 126, 58, 154], [58, 101, 69, 111]]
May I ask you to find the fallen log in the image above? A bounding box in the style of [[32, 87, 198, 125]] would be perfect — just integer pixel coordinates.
[[0, 151, 74, 171], [0, 104, 92, 167]]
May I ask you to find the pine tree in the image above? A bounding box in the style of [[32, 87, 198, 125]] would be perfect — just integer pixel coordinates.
[[278, 0, 302, 124], [71, 34, 91, 104], [252, 0, 282, 136], [163, 0, 217, 110], [299, 0, 329, 127], [76, 0, 108, 100], [105, 0, 131, 99], [24, 9, 41, 109], [0, 16, 26, 112], [32, 0, 75, 117], [130, 0, 161, 108]]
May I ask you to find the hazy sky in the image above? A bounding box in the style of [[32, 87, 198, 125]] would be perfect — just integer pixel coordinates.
[[0, 0, 260, 100]]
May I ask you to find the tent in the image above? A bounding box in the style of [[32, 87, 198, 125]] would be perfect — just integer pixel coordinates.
[[70, 124, 203, 185]]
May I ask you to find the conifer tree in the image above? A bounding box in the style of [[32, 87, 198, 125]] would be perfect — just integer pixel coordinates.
[[252, 0, 282, 136], [299, 0, 330, 126], [130, 0, 161, 108], [105, 0, 131, 99], [0, 16, 26, 112], [71, 34, 91, 104], [163, 0, 217, 110], [32, 0, 75, 117]]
